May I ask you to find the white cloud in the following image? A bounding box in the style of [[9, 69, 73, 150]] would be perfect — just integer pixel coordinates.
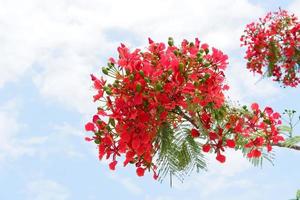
[[225, 59, 280, 103], [156, 150, 270, 200], [144, 195, 174, 200], [0, 100, 85, 164], [0, 0, 266, 114], [25, 179, 70, 200], [108, 173, 143, 196], [0, 100, 45, 164], [288, 0, 300, 16], [32, 122, 87, 159]]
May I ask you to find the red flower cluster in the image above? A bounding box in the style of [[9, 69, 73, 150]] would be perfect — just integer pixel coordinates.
[[85, 38, 284, 179], [85, 38, 229, 177], [195, 102, 283, 163], [241, 9, 300, 87]]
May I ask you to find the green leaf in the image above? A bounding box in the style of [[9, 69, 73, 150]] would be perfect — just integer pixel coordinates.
[[278, 125, 292, 133], [283, 136, 300, 147], [155, 122, 206, 185]]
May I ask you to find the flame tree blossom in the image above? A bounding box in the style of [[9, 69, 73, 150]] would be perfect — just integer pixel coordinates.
[[241, 9, 300, 87], [85, 38, 285, 180]]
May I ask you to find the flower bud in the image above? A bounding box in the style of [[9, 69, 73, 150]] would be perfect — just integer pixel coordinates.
[[193, 81, 200, 87], [109, 118, 115, 127], [129, 74, 134, 80], [112, 82, 118, 88], [197, 57, 203, 63], [155, 82, 163, 91], [107, 62, 114, 68], [103, 86, 112, 95], [179, 62, 184, 73], [139, 70, 145, 77], [102, 67, 109, 75], [144, 77, 150, 83], [136, 83, 142, 92], [203, 73, 210, 81], [197, 51, 203, 58], [173, 49, 179, 56], [168, 37, 174, 46], [204, 62, 210, 67]]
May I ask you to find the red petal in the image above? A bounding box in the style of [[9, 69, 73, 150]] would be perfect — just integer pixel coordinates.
[[109, 160, 118, 170], [85, 122, 95, 131], [136, 167, 145, 177], [226, 139, 236, 148], [216, 153, 226, 163], [251, 103, 259, 111], [191, 129, 200, 138], [84, 137, 94, 142], [202, 144, 211, 152]]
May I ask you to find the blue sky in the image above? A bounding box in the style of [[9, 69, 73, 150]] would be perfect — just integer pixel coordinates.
[[0, 0, 300, 199]]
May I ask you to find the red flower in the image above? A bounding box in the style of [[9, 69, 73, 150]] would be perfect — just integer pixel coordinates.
[[251, 103, 259, 112], [247, 149, 262, 158], [109, 160, 118, 170], [264, 107, 273, 115], [84, 137, 94, 142], [191, 129, 200, 138], [136, 167, 145, 177], [216, 153, 226, 163], [85, 122, 95, 132], [241, 9, 300, 87], [272, 112, 281, 119], [209, 131, 218, 140], [85, 37, 284, 179], [226, 139, 236, 148], [202, 144, 211, 153]]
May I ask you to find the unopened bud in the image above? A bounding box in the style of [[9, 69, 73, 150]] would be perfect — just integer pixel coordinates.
[[168, 37, 174, 46], [155, 82, 163, 91], [107, 62, 114, 68], [129, 74, 134, 80], [139, 70, 144, 77], [179, 62, 184, 73], [173, 49, 179, 56], [193, 81, 200, 87], [102, 67, 109, 75], [136, 83, 142, 92]]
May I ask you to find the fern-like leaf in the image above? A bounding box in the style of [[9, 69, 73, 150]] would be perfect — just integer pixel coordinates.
[[155, 122, 206, 185], [283, 136, 300, 147]]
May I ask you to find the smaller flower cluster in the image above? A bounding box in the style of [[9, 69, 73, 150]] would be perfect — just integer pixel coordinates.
[[189, 103, 284, 163], [241, 9, 300, 87]]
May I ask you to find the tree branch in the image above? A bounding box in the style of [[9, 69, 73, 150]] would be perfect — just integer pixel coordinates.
[[171, 107, 199, 129], [171, 107, 300, 152], [273, 143, 300, 151]]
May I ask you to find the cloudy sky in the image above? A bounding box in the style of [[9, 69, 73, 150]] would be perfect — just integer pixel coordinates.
[[0, 0, 300, 199]]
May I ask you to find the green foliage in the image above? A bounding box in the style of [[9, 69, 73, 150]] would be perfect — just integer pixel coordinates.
[[283, 136, 300, 148], [279, 125, 292, 134], [155, 122, 206, 185]]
